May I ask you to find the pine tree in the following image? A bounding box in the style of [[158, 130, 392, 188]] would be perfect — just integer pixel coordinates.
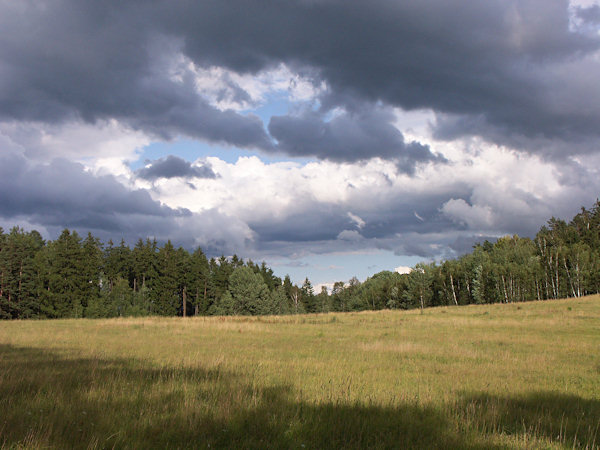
[[151, 241, 180, 316], [42, 230, 85, 318], [104, 239, 132, 291], [300, 277, 316, 312], [131, 238, 158, 313], [0, 228, 44, 318], [0, 227, 7, 319], [224, 266, 270, 315], [315, 286, 330, 313], [175, 246, 190, 316], [270, 285, 292, 315], [188, 247, 210, 315], [81, 233, 103, 313]]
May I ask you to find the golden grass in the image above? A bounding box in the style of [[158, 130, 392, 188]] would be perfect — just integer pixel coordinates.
[[1, 296, 599, 448]]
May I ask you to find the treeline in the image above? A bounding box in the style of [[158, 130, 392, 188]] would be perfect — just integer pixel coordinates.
[[0, 230, 318, 319], [1, 201, 599, 319], [329, 201, 600, 311]]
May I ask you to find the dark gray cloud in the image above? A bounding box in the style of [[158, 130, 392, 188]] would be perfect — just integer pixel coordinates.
[[1, 0, 599, 161], [244, 158, 600, 260], [0, 150, 251, 253], [576, 5, 600, 24], [0, 2, 272, 150], [251, 205, 352, 243], [268, 108, 445, 168], [0, 152, 178, 230], [164, 0, 600, 152], [2, 0, 600, 283], [247, 185, 473, 258], [137, 155, 217, 180]]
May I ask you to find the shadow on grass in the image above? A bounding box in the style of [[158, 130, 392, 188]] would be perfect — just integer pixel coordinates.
[[0, 344, 597, 449], [458, 391, 600, 449]]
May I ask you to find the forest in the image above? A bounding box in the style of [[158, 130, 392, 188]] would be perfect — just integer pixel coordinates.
[[1, 201, 599, 319]]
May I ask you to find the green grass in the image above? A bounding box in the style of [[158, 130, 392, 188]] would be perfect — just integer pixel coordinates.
[[1, 296, 599, 449]]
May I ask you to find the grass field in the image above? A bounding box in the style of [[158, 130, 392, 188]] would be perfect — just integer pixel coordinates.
[[1, 296, 599, 449]]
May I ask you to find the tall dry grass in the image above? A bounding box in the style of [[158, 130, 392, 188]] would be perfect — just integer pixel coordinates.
[[1, 296, 599, 448]]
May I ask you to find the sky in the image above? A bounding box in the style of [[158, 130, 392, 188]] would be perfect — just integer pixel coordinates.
[[1, 0, 600, 288]]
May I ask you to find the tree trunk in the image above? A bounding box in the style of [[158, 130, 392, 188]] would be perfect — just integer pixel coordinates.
[[449, 274, 458, 306], [501, 275, 509, 303], [182, 286, 187, 318], [563, 257, 576, 298], [554, 252, 560, 298], [291, 288, 300, 313], [18, 260, 23, 301], [574, 260, 581, 298]]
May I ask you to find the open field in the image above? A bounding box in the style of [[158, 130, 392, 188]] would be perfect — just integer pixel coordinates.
[[1, 296, 599, 449]]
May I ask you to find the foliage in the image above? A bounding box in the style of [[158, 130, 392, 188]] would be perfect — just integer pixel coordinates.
[[329, 200, 600, 312], [210, 266, 271, 316], [1, 200, 600, 319]]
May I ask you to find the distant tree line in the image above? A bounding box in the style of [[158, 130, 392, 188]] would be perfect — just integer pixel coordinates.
[[328, 201, 600, 312], [0, 230, 314, 319], [1, 201, 599, 319]]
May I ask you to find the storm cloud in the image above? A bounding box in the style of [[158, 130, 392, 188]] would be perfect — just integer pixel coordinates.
[[0, 1, 272, 150], [576, 4, 600, 24], [0, 151, 176, 229], [137, 155, 218, 180], [1, 0, 599, 160], [1, 0, 600, 283], [268, 108, 446, 168], [0, 149, 253, 252]]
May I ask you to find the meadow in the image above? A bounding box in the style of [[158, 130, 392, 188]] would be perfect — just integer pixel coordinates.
[[1, 296, 599, 449]]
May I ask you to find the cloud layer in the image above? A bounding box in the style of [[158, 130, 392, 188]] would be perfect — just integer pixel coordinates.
[[0, 148, 253, 254], [1, 0, 600, 283], [2, 0, 599, 162]]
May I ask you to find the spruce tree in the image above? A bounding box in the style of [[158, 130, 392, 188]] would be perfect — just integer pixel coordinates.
[[152, 241, 180, 315], [188, 247, 210, 315], [301, 277, 316, 312]]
